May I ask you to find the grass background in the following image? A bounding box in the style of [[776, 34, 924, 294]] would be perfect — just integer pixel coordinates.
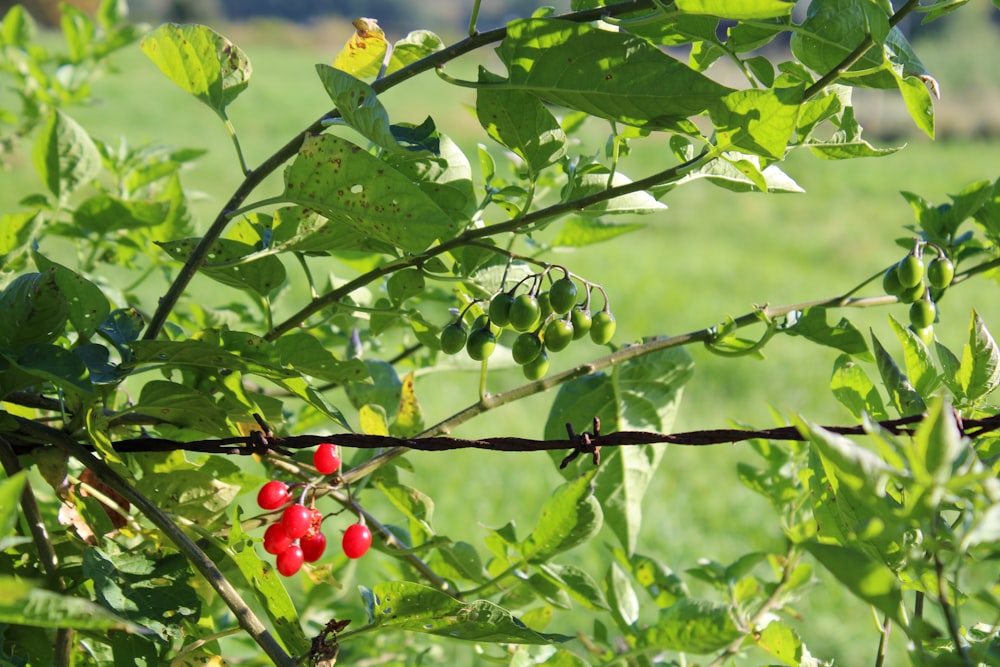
[[2, 9, 999, 665]]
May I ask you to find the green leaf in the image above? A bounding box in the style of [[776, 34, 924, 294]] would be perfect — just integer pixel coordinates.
[[605, 561, 640, 630], [892, 70, 935, 139], [562, 165, 667, 216], [887, 314, 938, 397], [9, 343, 93, 395], [544, 346, 694, 553], [616, 550, 689, 609], [1, 5, 36, 47], [958, 310, 1000, 402], [141, 23, 251, 119], [712, 83, 804, 160], [676, 0, 796, 19], [83, 547, 200, 642], [520, 469, 602, 563], [830, 354, 889, 420], [131, 381, 230, 436], [386, 268, 426, 305], [274, 333, 368, 384], [33, 254, 111, 341], [537, 563, 609, 611], [386, 30, 444, 74], [0, 575, 151, 634], [61, 4, 95, 62], [784, 308, 871, 359], [552, 218, 644, 248], [0, 212, 42, 271], [476, 67, 566, 172], [935, 340, 964, 398], [803, 542, 904, 625], [637, 598, 742, 653], [282, 134, 461, 253], [73, 194, 171, 233], [433, 541, 487, 584], [130, 337, 294, 380], [365, 581, 571, 643], [871, 332, 926, 417], [754, 620, 804, 666], [495, 18, 733, 128], [374, 465, 435, 544], [157, 237, 286, 296], [801, 420, 900, 494], [316, 64, 401, 153], [0, 472, 27, 545], [0, 269, 69, 351], [384, 127, 477, 225], [665, 152, 804, 193], [32, 111, 101, 201], [912, 394, 963, 486]]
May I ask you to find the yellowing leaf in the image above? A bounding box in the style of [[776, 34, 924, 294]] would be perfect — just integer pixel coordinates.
[[333, 17, 388, 78]]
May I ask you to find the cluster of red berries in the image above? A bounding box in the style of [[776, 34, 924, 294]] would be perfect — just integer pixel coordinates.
[[255, 443, 373, 577]]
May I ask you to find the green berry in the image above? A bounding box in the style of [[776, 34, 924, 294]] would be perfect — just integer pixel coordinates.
[[544, 318, 574, 352], [536, 291, 553, 321], [909, 299, 936, 329], [439, 322, 467, 355], [926, 257, 954, 289], [512, 332, 543, 365], [590, 310, 616, 345], [466, 327, 496, 361], [898, 282, 925, 304], [509, 294, 541, 332], [896, 255, 924, 288], [570, 307, 592, 340], [522, 349, 550, 381], [911, 325, 934, 347], [882, 266, 903, 296], [548, 278, 578, 315], [488, 292, 514, 328]]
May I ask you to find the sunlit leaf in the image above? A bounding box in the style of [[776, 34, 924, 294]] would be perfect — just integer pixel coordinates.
[[676, 0, 795, 19], [32, 111, 101, 200], [141, 23, 251, 119], [803, 542, 904, 625], [282, 134, 461, 253], [520, 469, 602, 563], [494, 18, 732, 128], [364, 581, 571, 643], [0, 575, 150, 634], [637, 598, 742, 653]]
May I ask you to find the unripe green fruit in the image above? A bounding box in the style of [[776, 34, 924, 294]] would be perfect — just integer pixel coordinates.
[[909, 298, 937, 329], [522, 349, 550, 380], [570, 307, 592, 339], [509, 294, 541, 332], [896, 255, 924, 288], [898, 282, 925, 304], [544, 318, 574, 352], [911, 325, 934, 347], [590, 310, 616, 345], [882, 266, 904, 296], [548, 278, 578, 315], [536, 291, 553, 321], [439, 322, 468, 355], [512, 332, 542, 365], [926, 257, 954, 289], [466, 327, 496, 361], [488, 292, 514, 328]]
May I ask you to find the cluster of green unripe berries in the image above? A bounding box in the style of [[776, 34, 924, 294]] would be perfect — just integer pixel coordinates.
[[254, 443, 372, 576], [882, 243, 955, 339], [439, 269, 616, 380]]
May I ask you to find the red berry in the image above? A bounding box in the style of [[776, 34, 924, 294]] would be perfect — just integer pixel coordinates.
[[276, 544, 304, 576], [281, 504, 313, 540], [313, 443, 342, 475], [263, 522, 293, 555], [301, 532, 327, 562], [342, 523, 372, 559], [257, 480, 291, 510]]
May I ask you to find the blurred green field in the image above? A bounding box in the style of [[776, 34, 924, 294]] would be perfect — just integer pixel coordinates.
[[2, 18, 999, 665]]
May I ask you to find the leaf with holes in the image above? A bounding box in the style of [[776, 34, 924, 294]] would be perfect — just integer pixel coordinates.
[[156, 237, 285, 296], [282, 134, 461, 253]]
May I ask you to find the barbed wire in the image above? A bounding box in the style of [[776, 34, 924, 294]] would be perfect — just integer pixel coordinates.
[[10, 411, 1000, 469]]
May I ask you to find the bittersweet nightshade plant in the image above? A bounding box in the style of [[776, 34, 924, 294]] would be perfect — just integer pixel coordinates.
[[1, 0, 999, 666]]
